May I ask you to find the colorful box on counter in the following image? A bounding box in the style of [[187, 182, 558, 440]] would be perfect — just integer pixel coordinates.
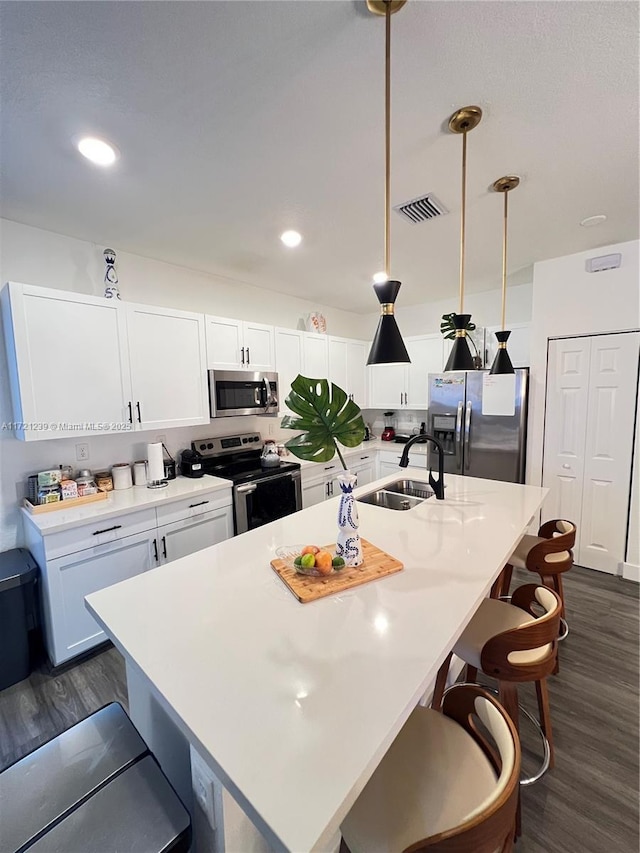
[[60, 480, 79, 500], [37, 469, 62, 487]]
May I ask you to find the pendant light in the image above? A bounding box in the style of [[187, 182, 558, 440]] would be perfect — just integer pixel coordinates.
[[489, 175, 520, 375], [366, 0, 410, 366], [444, 106, 482, 372]]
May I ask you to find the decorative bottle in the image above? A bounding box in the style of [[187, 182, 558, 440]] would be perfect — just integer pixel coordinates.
[[335, 471, 363, 567]]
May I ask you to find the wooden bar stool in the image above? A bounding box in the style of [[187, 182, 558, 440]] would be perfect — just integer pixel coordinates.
[[341, 684, 520, 853], [493, 519, 576, 648], [432, 585, 561, 773]]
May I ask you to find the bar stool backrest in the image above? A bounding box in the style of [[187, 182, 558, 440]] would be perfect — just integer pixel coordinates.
[[527, 520, 576, 575]]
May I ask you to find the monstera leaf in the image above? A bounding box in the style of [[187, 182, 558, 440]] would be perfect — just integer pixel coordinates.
[[281, 375, 365, 469]]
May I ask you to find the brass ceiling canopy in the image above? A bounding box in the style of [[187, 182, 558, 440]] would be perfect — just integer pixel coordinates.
[[492, 175, 520, 193], [448, 105, 483, 135], [366, 0, 407, 15]]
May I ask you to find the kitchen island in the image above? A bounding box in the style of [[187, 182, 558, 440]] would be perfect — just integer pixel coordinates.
[[86, 469, 547, 853]]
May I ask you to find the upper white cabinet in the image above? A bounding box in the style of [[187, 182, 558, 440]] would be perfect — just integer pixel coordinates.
[[125, 303, 209, 431], [275, 327, 304, 414], [1, 282, 132, 440], [367, 334, 441, 410], [329, 338, 367, 407], [484, 323, 530, 368], [205, 315, 275, 371], [303, 333, 329, 378]]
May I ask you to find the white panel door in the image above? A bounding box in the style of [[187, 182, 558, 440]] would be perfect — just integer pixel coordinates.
[[579, 332, 639, 573], [158, 506, 233, 564], [303, 334, 329, 378], [2, 283, 132, 440], [243, 322, 275, 371], [127, 304, 209, 430], [368, 364, 406, 409], [205, 316, 244, 369], [328, 338, 348, 392], [347, 341, 367, 407], [542, 338, 591, 529], [275, 328, 304, 414], [48, 531, 157, 665]]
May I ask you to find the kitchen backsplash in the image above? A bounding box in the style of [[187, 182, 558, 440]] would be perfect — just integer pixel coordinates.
[[362, 409, 428, 439]]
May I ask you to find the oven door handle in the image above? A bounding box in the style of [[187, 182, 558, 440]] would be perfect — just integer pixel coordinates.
[[236, 483, 257, 494]]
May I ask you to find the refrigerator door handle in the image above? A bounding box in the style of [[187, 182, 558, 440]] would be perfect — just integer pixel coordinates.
[[464, 400, 472, 470], [455, 401, 463, 470]]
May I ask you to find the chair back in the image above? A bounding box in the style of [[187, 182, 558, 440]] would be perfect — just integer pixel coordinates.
[[405, 684, 520, 853], [527, 520, 576, 576], [481, 585, 562, 682]]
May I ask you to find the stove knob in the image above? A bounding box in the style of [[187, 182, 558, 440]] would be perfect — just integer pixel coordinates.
[[207, 443, 213, 449], [242, 438, 248, 443], [199, 443, 206, 451]]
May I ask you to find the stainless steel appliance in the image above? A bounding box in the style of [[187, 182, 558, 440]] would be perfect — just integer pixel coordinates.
[[427, 369, 529, 483], [193, 432, 302, 534], [209, 370, 279, 418]]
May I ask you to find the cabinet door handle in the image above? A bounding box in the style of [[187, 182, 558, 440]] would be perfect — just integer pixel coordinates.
[[189, 500, 210, 508], [241, 346, 245, 364], [246, 347, 250, 365], [127, 402, 133, 424], [161, 535, 167, 559], [324, 465, 334, 471], [136, 401, 142, 423], [360, 455, 369, 460], [153, 538, 159, 562], [93, 524, 122, 536]]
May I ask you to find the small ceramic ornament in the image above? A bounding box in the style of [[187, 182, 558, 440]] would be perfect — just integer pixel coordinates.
[[104, 248, 121, 299]]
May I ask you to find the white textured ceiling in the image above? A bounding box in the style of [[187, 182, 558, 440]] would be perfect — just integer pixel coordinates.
[[1, 1, 638, 313]]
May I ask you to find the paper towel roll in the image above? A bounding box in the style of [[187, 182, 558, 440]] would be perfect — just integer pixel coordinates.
[[147, 443, 165, 483]]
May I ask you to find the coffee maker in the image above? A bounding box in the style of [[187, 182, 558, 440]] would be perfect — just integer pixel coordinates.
[[381, 412, 396, 442]]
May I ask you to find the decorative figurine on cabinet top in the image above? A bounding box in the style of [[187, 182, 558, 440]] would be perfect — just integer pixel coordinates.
[[103, 248, 121, 299]]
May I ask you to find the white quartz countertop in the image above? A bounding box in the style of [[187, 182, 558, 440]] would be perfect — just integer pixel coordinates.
[[21, 475, 232, 535], [86, 471, 547, 852]]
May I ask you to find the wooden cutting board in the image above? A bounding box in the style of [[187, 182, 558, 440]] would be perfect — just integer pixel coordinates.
[[270, 538, 403, 603]]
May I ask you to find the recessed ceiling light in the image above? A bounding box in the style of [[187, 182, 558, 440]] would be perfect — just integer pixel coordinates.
[[76, 136, 119, 166], [580, 214, 607, 227], [372, 271, 388, 284], [280, 230, 302, 248]]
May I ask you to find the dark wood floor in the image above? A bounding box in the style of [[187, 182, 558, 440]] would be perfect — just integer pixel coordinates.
[[1, 566, 638, 852]]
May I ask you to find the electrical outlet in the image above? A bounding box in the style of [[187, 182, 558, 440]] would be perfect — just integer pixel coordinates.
[[191, 752, 216, 829], [268, 423, 275, 436], [75, 443, 89, 462]]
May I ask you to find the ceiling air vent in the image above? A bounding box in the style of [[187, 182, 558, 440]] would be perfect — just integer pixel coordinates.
[[394, 193, 448, 224]]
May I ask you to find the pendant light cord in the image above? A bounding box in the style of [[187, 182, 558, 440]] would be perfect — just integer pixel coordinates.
[[384, 0, 391, 278], [459, 129, 467, 315], [501, 189, 508, 330]]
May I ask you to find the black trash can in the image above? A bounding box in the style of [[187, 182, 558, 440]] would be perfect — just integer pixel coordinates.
[[0, 548, 38, 690]]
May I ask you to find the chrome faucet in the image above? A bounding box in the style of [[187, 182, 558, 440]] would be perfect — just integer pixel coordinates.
[[398, 433, 445, 500]]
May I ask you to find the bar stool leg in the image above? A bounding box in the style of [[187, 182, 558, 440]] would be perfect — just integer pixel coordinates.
[[535, 678, 555, 770], [431, 652, 452, 711], [465, 664, 478, 684], [498, 681, 521, 838]]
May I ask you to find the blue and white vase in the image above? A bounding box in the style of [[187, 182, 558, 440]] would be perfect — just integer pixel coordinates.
[[335, 471, 363, 567]]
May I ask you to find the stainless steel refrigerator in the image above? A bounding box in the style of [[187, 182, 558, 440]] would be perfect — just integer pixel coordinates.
[[427, 369, 529, 483]]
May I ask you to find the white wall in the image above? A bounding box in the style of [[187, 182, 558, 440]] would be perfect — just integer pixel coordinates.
[[527, 239, 639, 577], [0, 218, 372, 551]]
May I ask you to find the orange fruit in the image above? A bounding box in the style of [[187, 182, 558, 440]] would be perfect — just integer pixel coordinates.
[[315, 550, 333, 575], [301, 545, 319, 556]]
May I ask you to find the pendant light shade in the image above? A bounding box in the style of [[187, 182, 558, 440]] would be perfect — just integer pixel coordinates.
[[444, 313, 476, 371], [444, 106, 482, 372], [489, 175, 520, 375], [366, 0, 410, 366], [367, 280, 410, 365]]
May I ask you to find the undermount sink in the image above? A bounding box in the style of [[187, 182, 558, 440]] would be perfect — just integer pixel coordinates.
[[384, 480, 436, 500], [356, 489, 425, 511]]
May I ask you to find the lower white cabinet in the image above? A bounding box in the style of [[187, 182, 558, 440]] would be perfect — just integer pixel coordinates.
[[157, 506, 233, 564], [301, 462, 341, 508], [378, 449, 429, 473], [45, 531, 158, 665], [24, 488, 234, 667]]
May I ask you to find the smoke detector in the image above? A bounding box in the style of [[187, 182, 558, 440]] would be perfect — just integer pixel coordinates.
[[394, 193, 448, 224]]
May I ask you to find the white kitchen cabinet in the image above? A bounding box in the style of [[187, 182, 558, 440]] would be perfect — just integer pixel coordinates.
[[368, 335, 440, 410], [352, 451, 375, 487], [44, 531, 158, 666], [302, 478, 329, 508], [328, 338, 348, 391], [126, 303, 209, 431], [1, 282, 132, 440], [301, 461, 341, 508], [206, 315, 275, 371], [303, 333, 329, 378], [328, 337, 367, 407], [378, 448, 429, 471], [275, 327, 304, 414], [157, 505, 233, 564], [484, 323, 530, 368]]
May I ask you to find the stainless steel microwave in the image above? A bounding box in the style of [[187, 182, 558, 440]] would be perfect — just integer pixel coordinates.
[[209, 370, 279, 418]]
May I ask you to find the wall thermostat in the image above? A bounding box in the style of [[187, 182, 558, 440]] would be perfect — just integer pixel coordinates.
[[585, 253, 622, 273]]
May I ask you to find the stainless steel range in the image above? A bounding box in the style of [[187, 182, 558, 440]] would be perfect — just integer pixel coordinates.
[[193, 433, 302, 535]]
